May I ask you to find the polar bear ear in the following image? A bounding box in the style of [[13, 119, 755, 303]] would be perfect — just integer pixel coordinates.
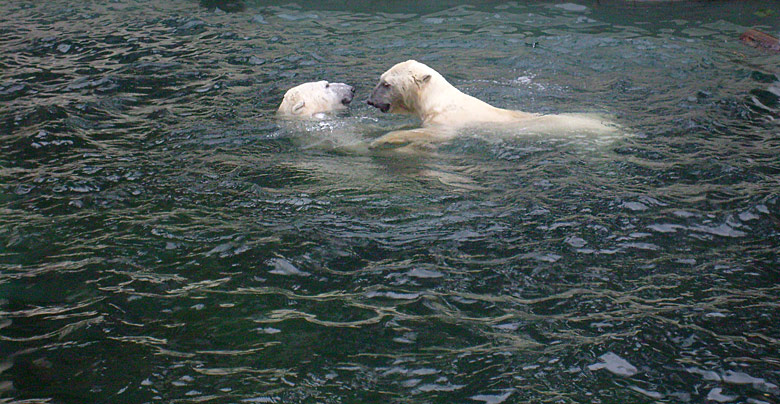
[[291, 100, 306, 114], [414, 74, 432, 87]]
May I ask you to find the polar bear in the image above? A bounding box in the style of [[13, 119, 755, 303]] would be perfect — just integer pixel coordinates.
[[367, 60, 618, 148], [278, 81, 355, 118]]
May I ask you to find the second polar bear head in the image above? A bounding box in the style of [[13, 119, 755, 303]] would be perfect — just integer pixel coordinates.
[[367, 60, 441, 115], [278, 81, 355, 118]]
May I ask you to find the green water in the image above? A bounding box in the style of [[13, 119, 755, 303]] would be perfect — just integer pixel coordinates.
[[1, 1, 779, 403]]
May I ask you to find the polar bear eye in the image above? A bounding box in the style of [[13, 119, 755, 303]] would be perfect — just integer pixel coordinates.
[[382, 82, 391, 88], [325, 83, 330, 88]]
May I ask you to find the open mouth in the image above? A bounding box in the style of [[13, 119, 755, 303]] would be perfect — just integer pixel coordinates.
[[341, 95, 353, 105], [367, 99, 390, 113]]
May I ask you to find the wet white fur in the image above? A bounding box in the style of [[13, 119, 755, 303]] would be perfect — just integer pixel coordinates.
[[277, 81, 349, 118], [370, 60, 619, 148]]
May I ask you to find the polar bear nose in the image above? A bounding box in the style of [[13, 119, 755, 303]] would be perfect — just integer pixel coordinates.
[[340, 86, 355, 105]]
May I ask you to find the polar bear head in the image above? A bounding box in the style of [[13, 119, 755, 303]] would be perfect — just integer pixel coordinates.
[[278, 81, 355, 118], [367, 60, 442, 115]]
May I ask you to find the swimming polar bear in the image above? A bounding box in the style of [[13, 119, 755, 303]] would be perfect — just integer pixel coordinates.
[[276, 81, 371, 152], [278, 81, 355, 118], [367, 60, 618, 148]]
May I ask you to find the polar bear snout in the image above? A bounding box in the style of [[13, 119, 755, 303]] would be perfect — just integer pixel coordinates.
[[367, 99, 391, 113], [342, 86, 355, 105], [367, 84, 391, 113], [330, 83, 355, 105]]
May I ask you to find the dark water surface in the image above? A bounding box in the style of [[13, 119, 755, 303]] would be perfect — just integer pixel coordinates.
[[1, 1, 779, 403]]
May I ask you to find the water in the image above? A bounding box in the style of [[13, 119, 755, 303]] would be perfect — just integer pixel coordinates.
[[1, 1, 779, 403]]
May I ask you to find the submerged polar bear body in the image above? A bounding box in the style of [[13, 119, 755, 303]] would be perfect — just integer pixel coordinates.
[[367, 60, 618, 147], [278, 81, 355, 118]]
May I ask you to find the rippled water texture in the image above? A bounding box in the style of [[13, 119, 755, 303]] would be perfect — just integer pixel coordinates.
[[1, 1, 779, 403]]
